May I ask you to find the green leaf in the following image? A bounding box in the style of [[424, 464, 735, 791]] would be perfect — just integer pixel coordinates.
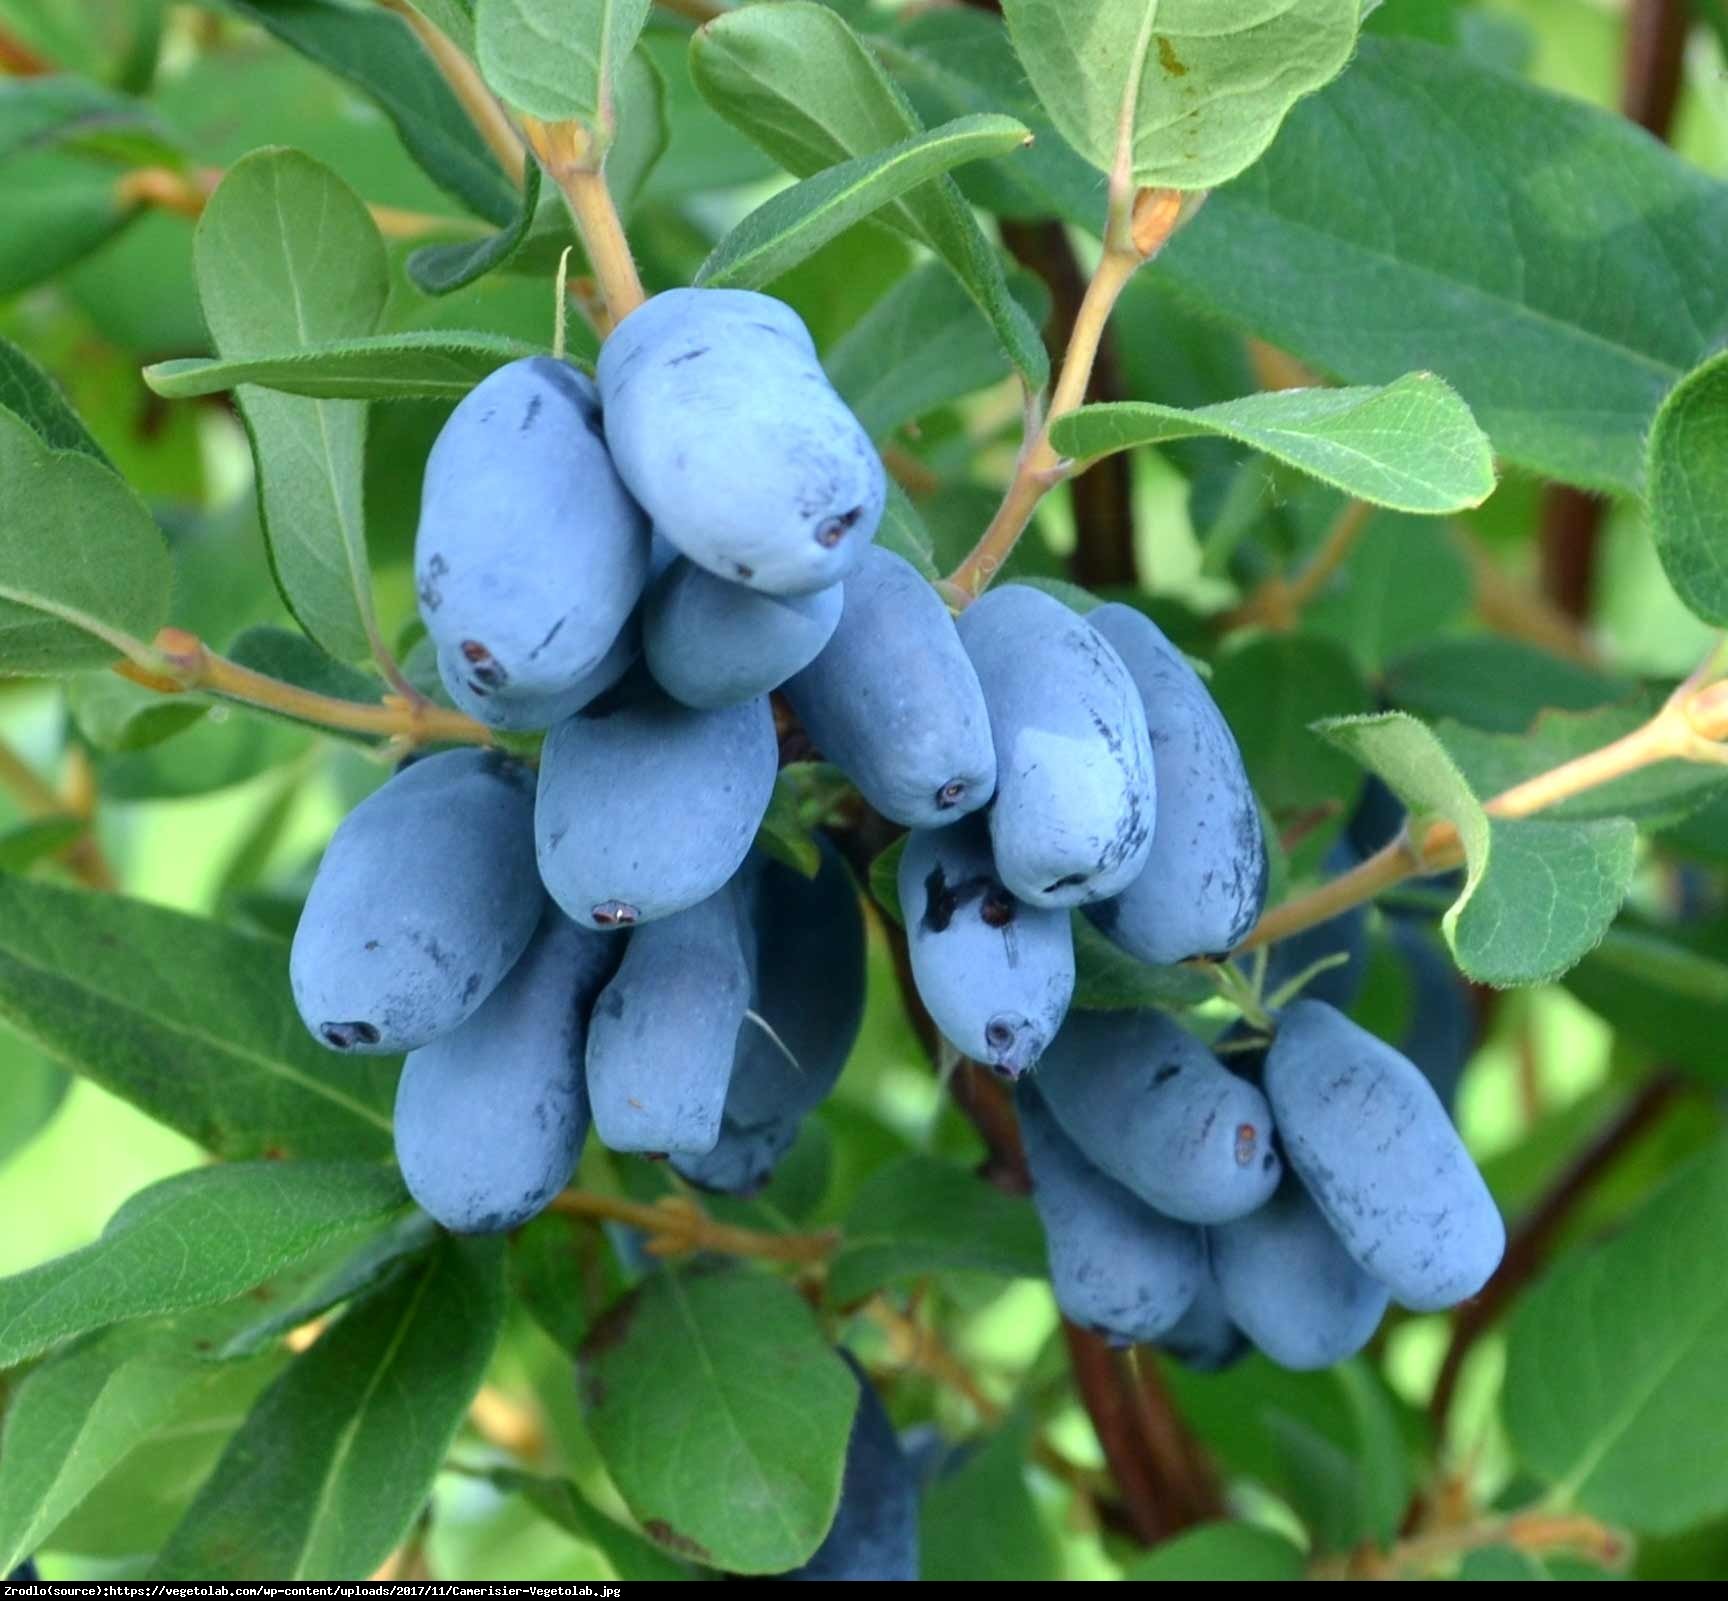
[[1564, 927, 1728, 1088], [0, 333, 112, 467], [921, 1418, 1059, 1582], [1000, 0, 1359, 189], [1154, 35, 1728, 493], [476, 0, 651, 137], [0, 873, 398, 1159], [220, 0, 518, 225], [1123, 1522, 1308, 1581], [0, 1317, 283, 1573], [1071, 913, 1217, 1011], [1050, 375, 1495, 515], [67, 671, 205, 752], [152, 1235, 506, 1580], [491, 1470, 694, 1582], [867, 834, 907, 927], [1442, 695, 1728, 826], [1505, 1139, 1728, 1534], [826, 261, 1051, 442], [0, 1025, 66, 1163], [0, 1161, 406, 1369], [1304, 512, 1473, 675], [216, 1211, 441, 1360], [144, 329, 545, 402], [828, 1155, 1045, 1304], [408, 160, 545, 295], [1318, 712, 1636, 986], [877, 480, 938, 579], [755, 772, 822, 881], [507, 1210, 600, 1356], [0, 818, 85, 872], [192, 148, 389, 663], [881, 6, 1100, 228], [691, 0, 1047, 391], [0, 406, 170, 675], [0, 77, 178, 296], [698, 114, 1030, 291], [1383, 636, 1634, 734], [1211, 634, 1372, 817], [578, 1265, 856, 1574], [1648, 351, 1728, 627]]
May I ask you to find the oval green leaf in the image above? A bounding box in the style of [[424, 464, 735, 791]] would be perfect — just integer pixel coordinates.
[[1049, 373, 1497, 515], [1000, 0, 1359, 189], [698, 113, 1030, 290]]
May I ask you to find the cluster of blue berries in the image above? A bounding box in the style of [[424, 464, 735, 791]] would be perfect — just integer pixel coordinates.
[[284, 285, 1503, 1385]]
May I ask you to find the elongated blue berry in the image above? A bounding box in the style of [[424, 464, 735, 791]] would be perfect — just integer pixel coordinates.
[[291, 750, 541, 1054], [1018, 1080, 1202, 1345], [586, 884, 751, 1155], [416, 358, 648, 721], [900, 816, 1073, 1077], [785, 546, 995, 826], [599, 289, 884, 595], [957, 585, 1155, 907], [1083, 603, 1267, 964], [394, 910, 615, 1234], [1265, 999, 1504, 1311], [1035, 1009, 1281, 1224]]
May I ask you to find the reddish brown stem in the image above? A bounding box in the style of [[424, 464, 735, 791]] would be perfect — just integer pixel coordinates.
[[1062, 1325, 1170, 1545], [1428, 1070, 1684, 1432], [1000, 219, 1138, 590], [1536, 0, 1690, 618]]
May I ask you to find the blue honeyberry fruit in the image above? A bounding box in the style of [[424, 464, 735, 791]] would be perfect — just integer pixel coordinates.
[[586, 882, 751, 1155], [643, 555, 842, 710], [672, 841, 865, 1196], [415, 357, 649, 722], [784, 1351, 919, 1582], [1265, 998, 1505, 1311], [1388, 919, 1475, 1117], [598, 288, 885, 595], [899, 815, 1073, 1078], [291, 749, 542, 1055], [1208, 1174, 1391, 1371], [956, 584, 1155, 908], [438, 612, 638, 733], [6, 1559, 40, 1583], [1017, 1079, 1203, 1346], [1157, 1266, 1249, 1373], [535, 673, 777, 931], [1262, 836, 1371, 1012], [393, 908, 615, 1234], [1034, 1009, 1282, 1225], [784, 545, 996, 827], [1082, 603, 1268, 964]]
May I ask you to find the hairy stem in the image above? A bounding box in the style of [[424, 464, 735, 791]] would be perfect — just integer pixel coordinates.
[[546, 1187, 838, 1265], [521, 120, 646, 332], [112, 628, 492, 748], [1232, 645, 1728, 957], [999, 219, 1139, 589], [948, 247, 1143, 600], [948, 188, 1189, 602], [376, 0, 527, 185]]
